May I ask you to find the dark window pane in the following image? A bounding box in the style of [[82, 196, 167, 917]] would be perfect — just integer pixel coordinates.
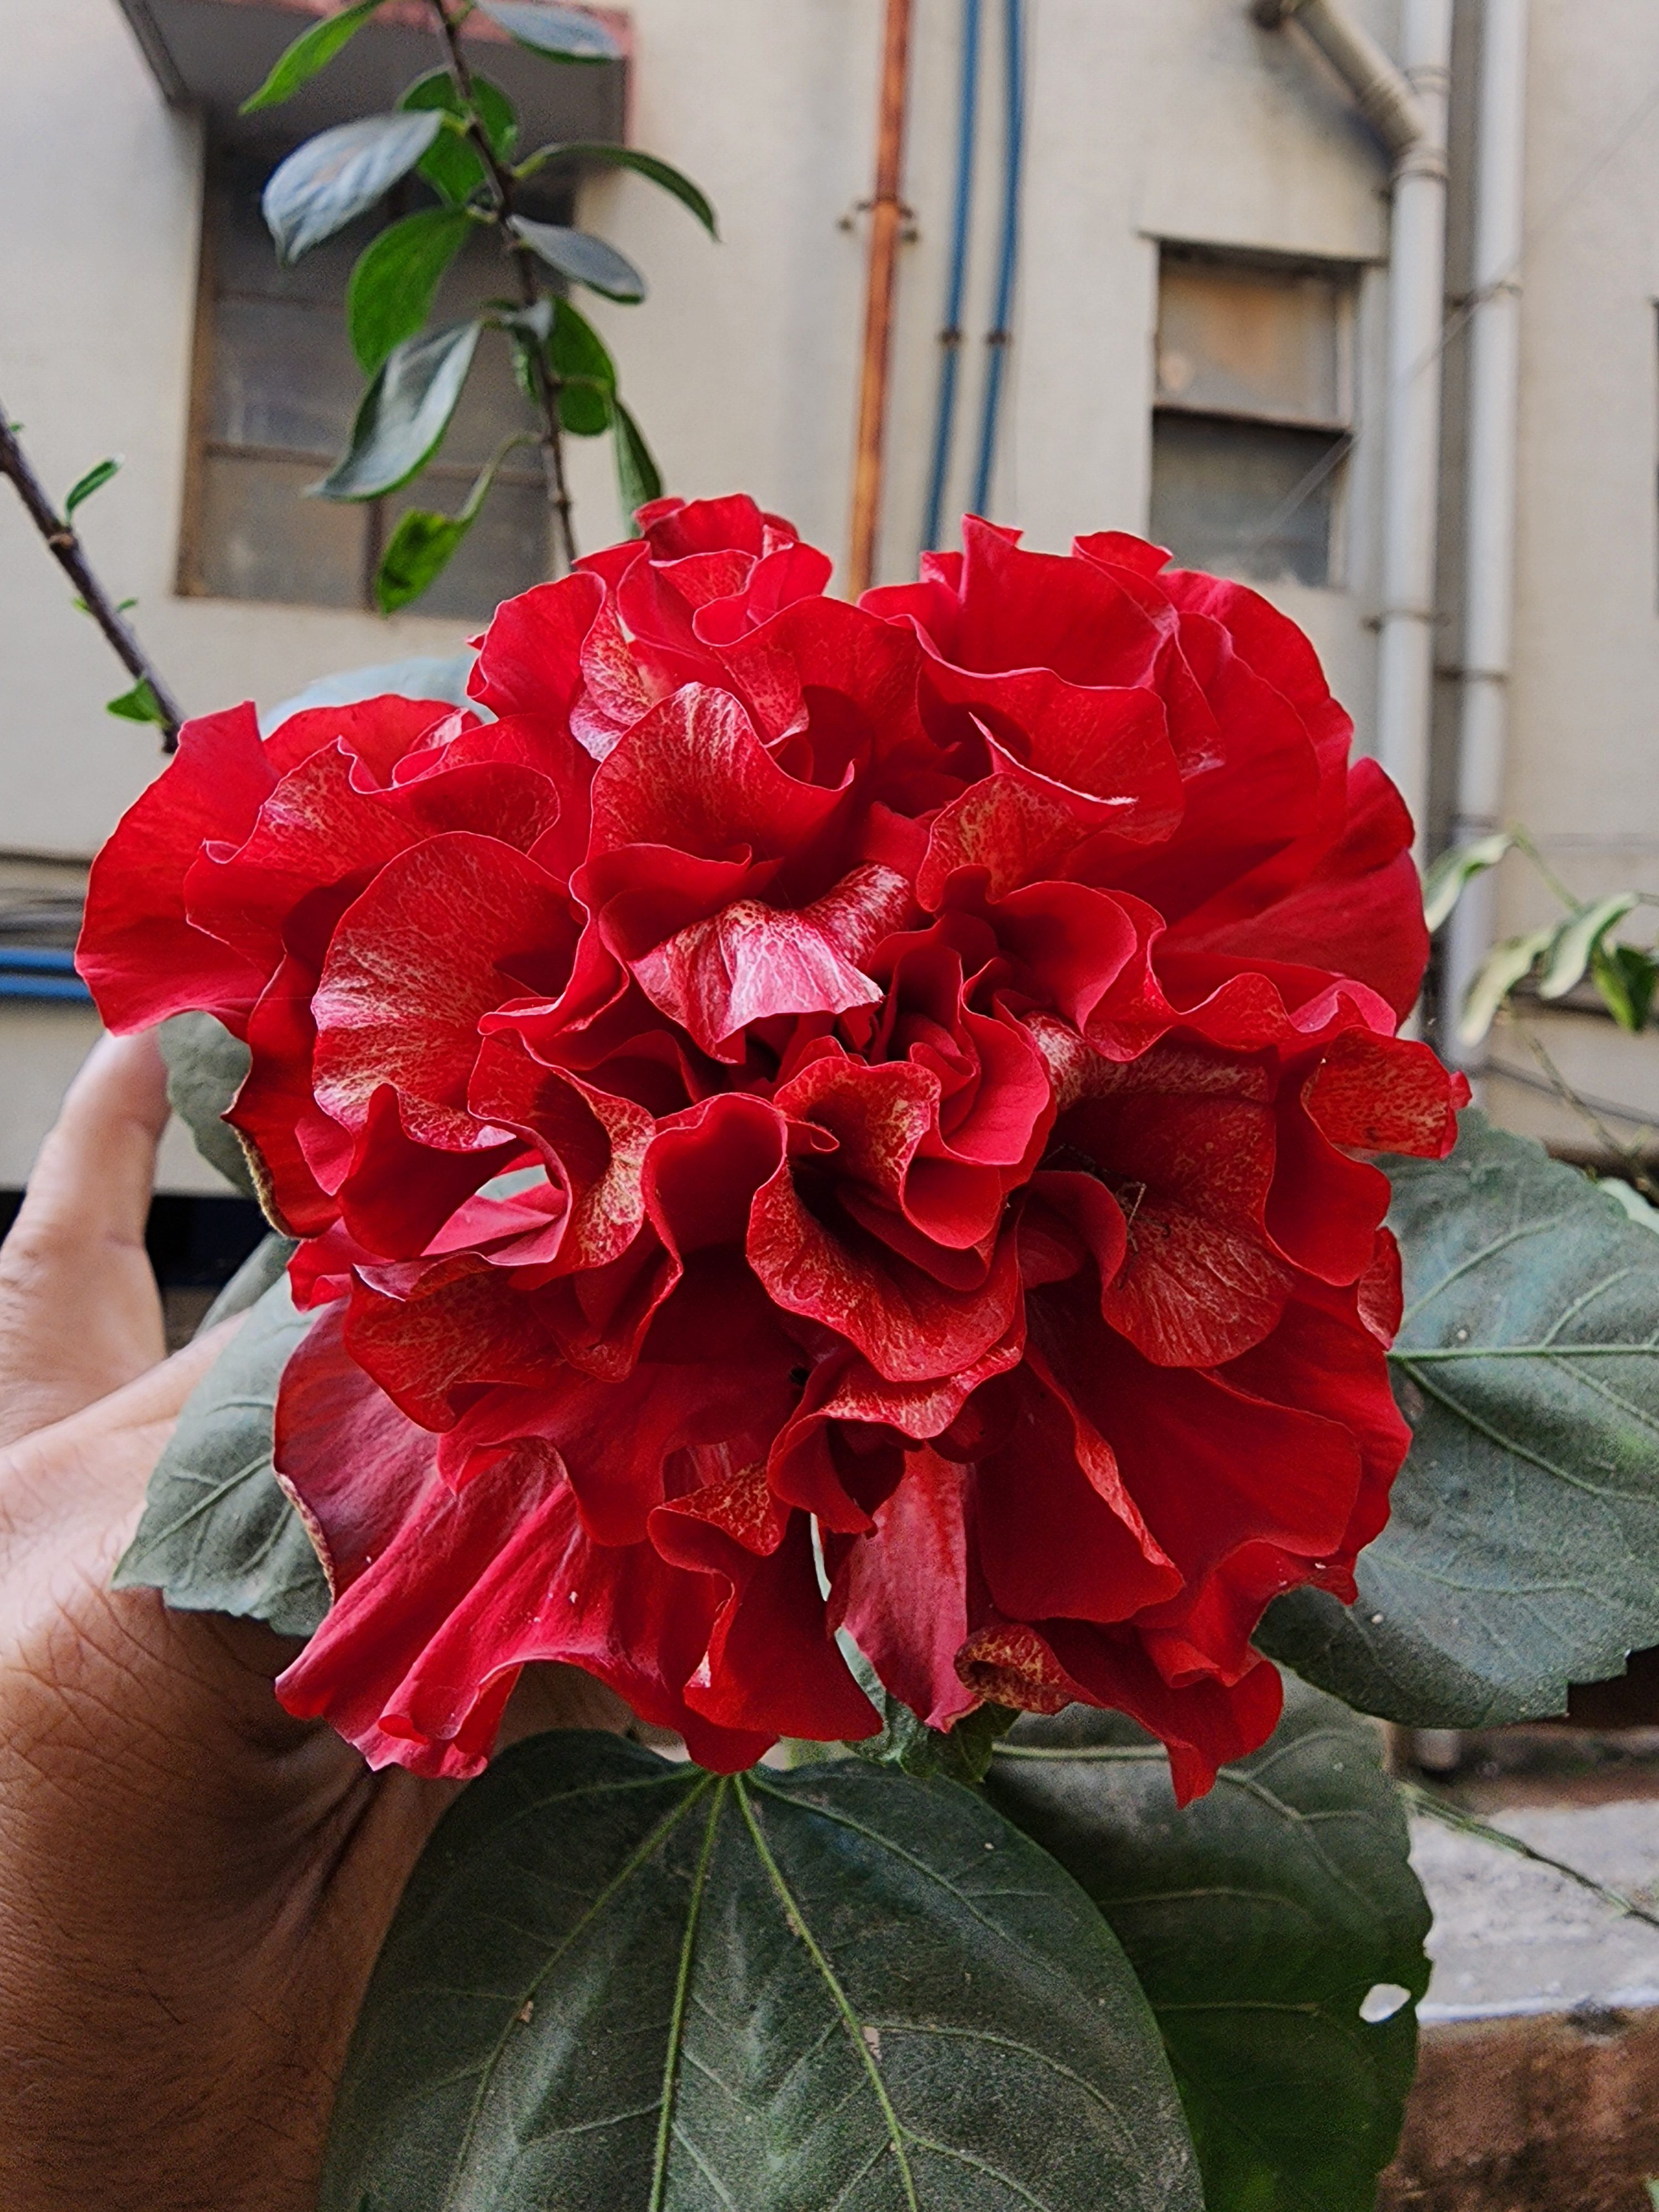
[[209, 296, 362, 455], [196, 452, 368, 607], [1149, 414, 1340, 587], [387, 475, 551, 619]]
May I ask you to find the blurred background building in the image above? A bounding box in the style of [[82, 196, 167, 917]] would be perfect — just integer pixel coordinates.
[[2, 0, 1656, 1243]]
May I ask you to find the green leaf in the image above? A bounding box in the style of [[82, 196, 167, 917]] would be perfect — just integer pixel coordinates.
[[112, 1272, 330, 1639], [262, 111, 443, 264], [473, 2, 622, 62], [550, 297, 615, 433], [509, 215, 645, 301], [347, 206, 474, 373], [322, 1734, 1201, 2211], [1421, 831, 1514, 933], [156, 1011, 255, 1197], [105, 677, 167, 725], [1457, 925, 1552, 1045], [1260, 1112, 1659, 1728], [985, 1682, 1430, 2212], [314, 318, 482, 500], [1593, 941, 1658, 1032], [399, 68, 519, 205], [239, 0, 388, 112], [838, 1636, 1017, 1783], [514, 142, 718, 235], [613, 397, 662, 521], [64, 455, 120, 517], [1538, 891, 1641, 1000], [374, 508, 472, 613]]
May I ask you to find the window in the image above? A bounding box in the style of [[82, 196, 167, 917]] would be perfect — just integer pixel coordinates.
[[1149, 249, 1355, 588], [180, 152, 563, 618]]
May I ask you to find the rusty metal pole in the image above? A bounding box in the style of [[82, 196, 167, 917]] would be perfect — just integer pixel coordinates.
[[847, 0, 915, 598]]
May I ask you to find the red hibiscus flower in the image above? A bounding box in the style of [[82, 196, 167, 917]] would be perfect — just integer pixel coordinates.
[[80, 497, 1467, 1800]]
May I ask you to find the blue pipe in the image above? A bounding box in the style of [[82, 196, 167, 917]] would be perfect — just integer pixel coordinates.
[[0, 946, 91, 1001], [920, 0, 982, 555], [971, 0, 1025, 518]]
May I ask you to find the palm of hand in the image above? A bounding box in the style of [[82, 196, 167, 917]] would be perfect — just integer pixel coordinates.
[[0, 1037, 617, 2211]]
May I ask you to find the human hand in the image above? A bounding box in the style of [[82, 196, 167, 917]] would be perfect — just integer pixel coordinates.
[[0, 1035, 623, 2211]]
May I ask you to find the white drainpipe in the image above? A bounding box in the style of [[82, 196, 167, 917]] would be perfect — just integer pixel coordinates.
[[1255, 0, 1453, 861], [1444, 1, 1530, 1071]]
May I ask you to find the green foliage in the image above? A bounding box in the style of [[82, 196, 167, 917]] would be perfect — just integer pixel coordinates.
[[347, 206, 474, 373], [1261, 1113, 1659, 1727], [985, 1683, 1431, 2212], [64, 455, 119, 517], [112, 1271, 330, 1640], [374, 432, 531, 610], [321, 1731, 1201, 2212], [105, 676, 167, 725], [239, 0, 388, 113], [1457, 925, 1552, 1045], [1538, 890, 1642, 1001], [473, 1, 622, 63], [514, 141, 719, 234], [1421, 831, 1514, 933], [399, 67, 519, 206], [316, 319, 483, 499], [509, 214, 646, 301], [1594, 939, 1659, 1032], [613, 397, 662, 520], [549, 296, 615, 432], [156, 1011, 255, 1197], [262, 111, 443, 264]]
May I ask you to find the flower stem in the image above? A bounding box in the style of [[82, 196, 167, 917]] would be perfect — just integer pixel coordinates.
[[0, 404, 184, 749]]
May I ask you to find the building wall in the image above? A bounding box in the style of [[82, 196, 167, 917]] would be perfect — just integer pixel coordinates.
[[4, 0, 1655, 1187]]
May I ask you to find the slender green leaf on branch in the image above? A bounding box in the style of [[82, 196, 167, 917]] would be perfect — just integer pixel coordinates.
[[1421, 831, 1514, 933], [613, 397, 662, 523], [322, 1733, 1201, 2212], [106, 677, 168, 726], [64, 455, 120, 517], [347, 207, 474, 373], [263, 112, 443, 264], [985, 1683, 1431, 2212], [474, 1, 622, 62], [1260, 1113, 1659, 1728], [113, 1272, 330, 1639], [514, 141, 718, 235], [400, 68, 519, 205], [1538, 891, 1641, 1001], [239, 0, 388, 113], [549, 298, 615, 433], [1400, 1781, 1659, 1934], [373, 434, 531, 612], [1593, 941, 1658, 1032], [509, 215, 646, 301], [157, 1011, 255, 1197], [1458, 925, 1552, 1045], [315, 319, 482, 500]]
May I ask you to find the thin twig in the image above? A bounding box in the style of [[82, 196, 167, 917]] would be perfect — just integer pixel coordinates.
[[1509, 1010, 1659, 1202], [0, 405, 184, 749], [1401, 1780, 1659, 1936], [427, 0, 576, 571]]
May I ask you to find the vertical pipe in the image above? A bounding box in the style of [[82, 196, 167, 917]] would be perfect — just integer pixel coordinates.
[[847, 0, 916, 598], [1444, 0, 1531, 1066], [1373, 0, 1453, 859], [971, 0, 1025, 517], [921, 0, 982, 555]]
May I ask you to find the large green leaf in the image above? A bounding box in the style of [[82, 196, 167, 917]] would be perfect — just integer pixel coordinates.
[[239, 0, 388, 113], [985, 1683, 1430, 2212], [1261, 1113, 1659, 1726], [112, 1272, 329, 1639], [347, 206, 475, 373], [613, 396, 662, 521], [509, 215, 646, 300], [474, 1, 622, 62], [315, 319, 483, 500], [157, 1010, 255, 1197], [322, 1733, 1202, 2211], [549, 296, 616, 434], [262, 112, 443, 264], [400, 67, 519, 207], [514, 141, 718, 235]]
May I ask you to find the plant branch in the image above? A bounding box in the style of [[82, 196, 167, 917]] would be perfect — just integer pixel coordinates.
[[1508, 1009, 1659, 1201], [1401, 1780, 1659, 1936], [0, 405, 185, 749], [427, 0, 577, 571]]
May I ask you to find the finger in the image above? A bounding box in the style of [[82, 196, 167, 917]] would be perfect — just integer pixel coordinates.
[[0, 1032, 169, 1447]]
